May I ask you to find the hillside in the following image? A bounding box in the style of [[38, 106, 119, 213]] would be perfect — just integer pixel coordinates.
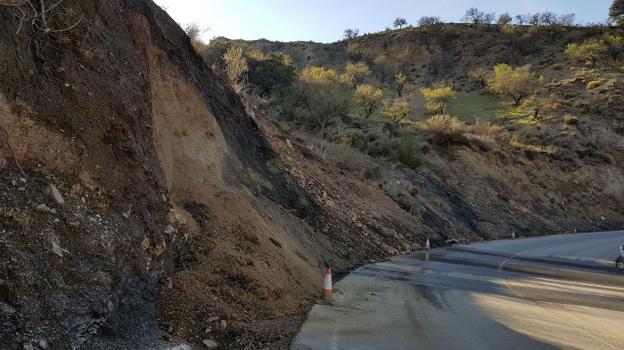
[[216, 23, 624, 239], [1, 2, 624, 350]]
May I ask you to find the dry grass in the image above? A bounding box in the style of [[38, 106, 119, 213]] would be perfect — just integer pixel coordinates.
[[563, 114, 580, 125], [586, 80, 603, 90], [423, 115, 465, 134]]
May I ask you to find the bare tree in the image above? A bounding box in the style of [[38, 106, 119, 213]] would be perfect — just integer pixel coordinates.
[[540, 12, 558, 25], [7, 0, 84, 35], [418, 16, 442, 27], [343, 28, 360, 40], [393, 17, 408, 29], [462, 8, 495, 24], [558, 14, 576, 26]]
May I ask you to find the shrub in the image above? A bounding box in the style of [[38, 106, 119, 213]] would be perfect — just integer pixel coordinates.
[[424, 115, 465, 134], [468, 68, 492, 88], [563, 114, 580, 125], [586, 80, 603, 90], [396, 134, 422, 168], [223, 47, 249, 92], [521, 95, 561, 119]]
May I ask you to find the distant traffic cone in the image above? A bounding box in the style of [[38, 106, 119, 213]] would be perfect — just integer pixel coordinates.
[[321, 267, 332, 299], [572, 228, 577, 234], [512, 232, 516, 240], [425, 238, 431, 250]]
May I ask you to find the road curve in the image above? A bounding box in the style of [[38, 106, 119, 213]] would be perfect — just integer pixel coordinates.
[[291, 231, 624, 350]]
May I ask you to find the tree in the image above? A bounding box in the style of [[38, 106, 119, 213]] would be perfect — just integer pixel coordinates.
[[395, 72, 409, 97], [515, 14, 530, 25], [468, 67, 492, 88], [382, 98, 411, 127], [344, 28, 360, 40], [246, 53, 296, 96], [603, 34, 624, 60], [610, 0, 624, 26], [372, 54, 397, 83], [296, 67, 351, 158], [223, 47, 249, 92], [393, 17, 408, 29], [529, 13, 541, 25], [521, 95, 560, 119], [355, 84, 384, 118], [498, 13, 512, 25], [7, 0, 84, 35], [419, 16, 442, 27], [203, 38, 231, 74], [565, 39, 608, 67], [558, 14, 576, 26], [420, 86, 455, 114], [342, 62, 372, 88], [540, 12, 558, 25], [487, 64, 541, 106], [462, 8, 495, 24]]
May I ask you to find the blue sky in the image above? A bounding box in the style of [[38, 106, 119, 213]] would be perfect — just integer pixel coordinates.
[[154, 0, 613, 43]]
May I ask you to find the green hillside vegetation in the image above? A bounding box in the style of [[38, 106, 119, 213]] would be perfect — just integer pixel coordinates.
[[187, 7, 624, 173]]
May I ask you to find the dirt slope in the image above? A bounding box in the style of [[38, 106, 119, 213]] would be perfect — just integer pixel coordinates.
[[0, 1, 421, 349]]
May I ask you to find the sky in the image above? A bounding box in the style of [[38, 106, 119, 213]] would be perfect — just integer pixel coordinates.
[[153, 0, 613, 43]]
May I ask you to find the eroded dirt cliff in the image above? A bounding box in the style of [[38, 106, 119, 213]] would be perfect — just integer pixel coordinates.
[[0, 1, 421, 349]]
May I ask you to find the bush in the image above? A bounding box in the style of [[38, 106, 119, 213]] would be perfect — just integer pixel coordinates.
[[586, 80, 603, 90], [563, 114, 580, 125], [396, 134, 422, 168], [424, 115, 465, 134]]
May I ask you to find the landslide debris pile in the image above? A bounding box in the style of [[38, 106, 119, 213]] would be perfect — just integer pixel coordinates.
[[0, 1, 421, 349]]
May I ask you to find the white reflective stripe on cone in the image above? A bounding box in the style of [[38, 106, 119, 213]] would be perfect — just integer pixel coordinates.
[[324, 273, 332, 289]]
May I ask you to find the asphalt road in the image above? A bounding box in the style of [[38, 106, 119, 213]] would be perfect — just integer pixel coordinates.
[[291, 231, 624, 350]]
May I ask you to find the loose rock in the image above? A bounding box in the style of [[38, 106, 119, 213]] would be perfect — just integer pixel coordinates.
[[36, 204, 51, 213], [201, 339, 218, 349], [48, 184, 65, 206]]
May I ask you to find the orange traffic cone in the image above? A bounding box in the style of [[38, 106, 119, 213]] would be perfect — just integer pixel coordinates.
[[572, 228, 577, 234], [425, 238, 431, 250], [321, 267, 332, 299], [512, 232, 516, 240]]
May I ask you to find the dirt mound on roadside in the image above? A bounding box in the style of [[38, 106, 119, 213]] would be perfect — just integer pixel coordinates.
[[0, 1, 421, 349]]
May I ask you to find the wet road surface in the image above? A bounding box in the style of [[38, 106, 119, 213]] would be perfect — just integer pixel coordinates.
[[291, 231, 624, 350]]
